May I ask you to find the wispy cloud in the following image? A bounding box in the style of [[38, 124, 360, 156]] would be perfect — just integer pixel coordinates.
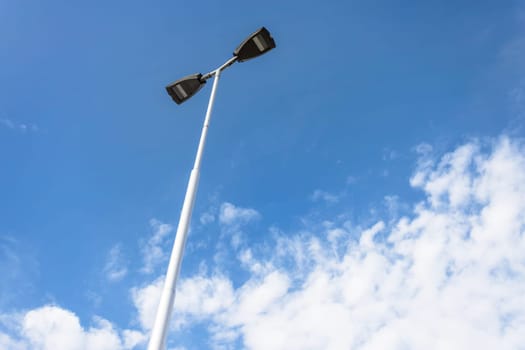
[[103, 244, 128, 282], [0, 117, 39, 133], [199, 211, 215, 225], [218, 202, 260, 250], [346, 175, 357, 185], [310, 189, 339, 204], [382, 147, 399, 161], [85, 290, 103, 309], [140, 219, 173, 275], [219, 203, 260, 226], [0, 236, 38, 309]]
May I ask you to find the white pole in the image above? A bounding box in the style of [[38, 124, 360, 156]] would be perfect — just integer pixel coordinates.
[[147, 69, 222, 350]]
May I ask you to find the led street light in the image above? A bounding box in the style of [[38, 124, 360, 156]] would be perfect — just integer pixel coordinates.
[[233, 27, 276, 62], [166, 73, 206, 104]]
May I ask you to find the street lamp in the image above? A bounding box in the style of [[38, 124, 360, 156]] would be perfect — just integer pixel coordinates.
[[147, 27, 276, 350]]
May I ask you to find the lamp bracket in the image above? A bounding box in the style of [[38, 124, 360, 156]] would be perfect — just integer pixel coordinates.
[[201, 56, 238, 82]]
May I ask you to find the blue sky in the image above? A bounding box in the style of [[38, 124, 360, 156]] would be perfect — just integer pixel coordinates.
[[1, 1, 525, 349]]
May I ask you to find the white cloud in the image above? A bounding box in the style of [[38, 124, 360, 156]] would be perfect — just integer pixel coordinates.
[[121, 330, 146, 349], [130, 273, 235, 332], [174, 274, 235, 319], [219, 203, 260, 226], [103, 244, 128, 282], [382, 195, 401, 218], [414, 142, 433, 156], [0, 306, 144, 350], [149, 136, 525, 350], [217, 203, 261, 250], [200, 212, 215, 225], [310, 190, 339, 204], [130, 277, 163, 331], [140, 219, 173, 274], [0, 333, 27, 350]]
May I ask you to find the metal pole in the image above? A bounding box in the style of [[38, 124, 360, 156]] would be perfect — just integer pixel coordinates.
[[147, 69, 222, 350]]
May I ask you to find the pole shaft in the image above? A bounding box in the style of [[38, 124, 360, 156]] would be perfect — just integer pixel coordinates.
[[147, 70, 222, 350]]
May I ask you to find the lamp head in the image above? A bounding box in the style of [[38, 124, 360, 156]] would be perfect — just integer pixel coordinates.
[[233, 27, 276, 62], [166, 73, 206, 104]]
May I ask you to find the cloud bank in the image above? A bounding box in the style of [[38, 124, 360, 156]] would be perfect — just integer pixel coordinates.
[[1, 136, 525, 349]]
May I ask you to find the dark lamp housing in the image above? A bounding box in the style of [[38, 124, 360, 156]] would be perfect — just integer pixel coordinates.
[[233, 27, 276, 62], [166, 74, 206, 104]]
